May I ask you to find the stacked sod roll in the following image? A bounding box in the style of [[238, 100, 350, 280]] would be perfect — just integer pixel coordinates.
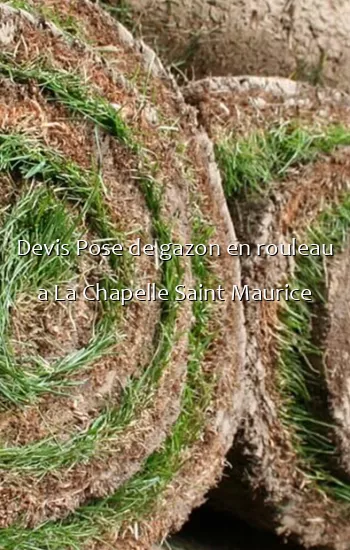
[[0, 3, 245, 549], [184, 76, 350, 549], [105, 0, 350, 92]]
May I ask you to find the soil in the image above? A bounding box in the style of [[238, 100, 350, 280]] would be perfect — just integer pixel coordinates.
[[325, 243, 350, 475]]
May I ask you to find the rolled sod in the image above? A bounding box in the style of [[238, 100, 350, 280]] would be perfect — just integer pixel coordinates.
[[0, 3, 244, 549], [185, 76, 350, 549], [104, 0, 350, 92]]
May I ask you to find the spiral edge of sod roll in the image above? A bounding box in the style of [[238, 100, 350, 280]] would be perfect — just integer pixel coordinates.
[[0, 3, 245, 549], [184, 75, 350, 550]]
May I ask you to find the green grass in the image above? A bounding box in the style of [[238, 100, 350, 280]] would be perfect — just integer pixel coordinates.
[[0, 133, 117, 242], [0, 185, 79, 296], [0, 185, 119, 406], [3, 0, 31, 10], [216, 123, 350, 198], [37, 4, 85, 39]]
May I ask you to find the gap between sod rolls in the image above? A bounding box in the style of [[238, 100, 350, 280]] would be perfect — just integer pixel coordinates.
[[217, 121, 350, 503]]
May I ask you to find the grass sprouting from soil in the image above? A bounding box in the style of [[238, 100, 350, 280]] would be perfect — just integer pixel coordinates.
[[0, 56, 132, 147], [3, 0, 31, 10], [0, 133, 120, 243], [0, 186, 118, 404], [216, 122, 350, 198], [4, 0, 85, 39]]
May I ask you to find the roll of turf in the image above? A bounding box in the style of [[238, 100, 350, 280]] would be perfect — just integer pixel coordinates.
[[0, 3, 245, 548], [104, 0, 350, 92], [185, 76, 350, 550]]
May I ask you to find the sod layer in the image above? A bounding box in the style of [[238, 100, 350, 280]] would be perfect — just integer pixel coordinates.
[[185, 76, 350, 549], [103, 0, 350, 93], [0, 2, 245, 548]]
